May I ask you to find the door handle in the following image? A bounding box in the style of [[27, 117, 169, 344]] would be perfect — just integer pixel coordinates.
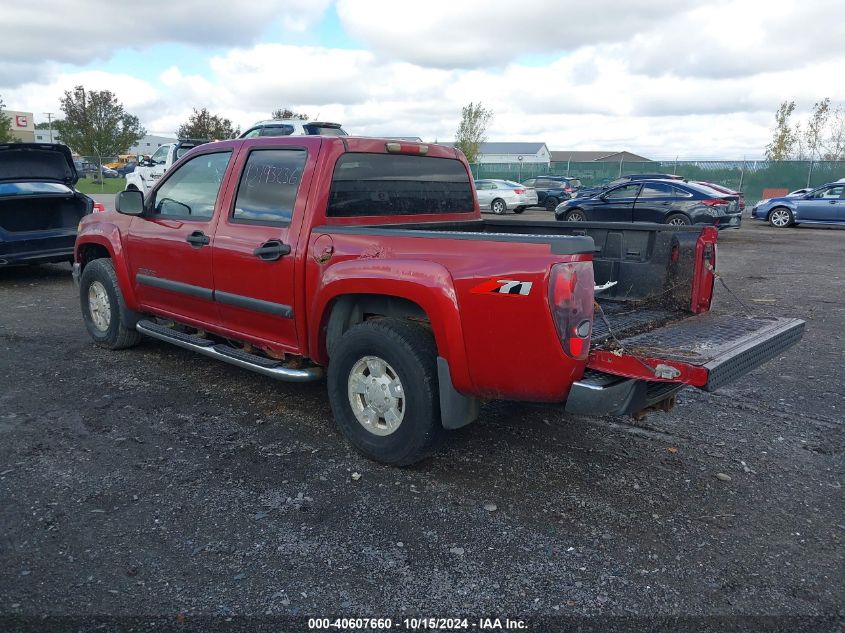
[[253, 240, 291, 261], [186, 230, 210, 248], [829, 200, 837, 204]]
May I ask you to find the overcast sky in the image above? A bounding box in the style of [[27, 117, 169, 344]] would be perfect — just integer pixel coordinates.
[[2, 0, 843, 157]]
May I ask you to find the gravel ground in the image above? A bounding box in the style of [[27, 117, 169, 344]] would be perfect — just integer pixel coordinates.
[[0, 214, 842, 632]]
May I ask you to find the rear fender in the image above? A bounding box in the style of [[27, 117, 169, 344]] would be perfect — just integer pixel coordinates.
[[310, 259, 472, 393], [75, 228, 139, 310]]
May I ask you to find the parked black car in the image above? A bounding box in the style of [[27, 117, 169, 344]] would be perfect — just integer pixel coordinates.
[[521, 176, 582, 211], [0, 143, 94, 266], [555, 179, 742, 229], [574, 173, 685, 198]]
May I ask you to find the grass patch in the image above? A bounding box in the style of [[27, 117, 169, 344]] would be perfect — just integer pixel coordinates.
[[76, 177, 125, 194]]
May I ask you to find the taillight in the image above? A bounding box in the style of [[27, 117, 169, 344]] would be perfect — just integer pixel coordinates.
[[548, 262, 594, 359], [702, 199, 728, 206], [93, 202, 106, 213], [513, 188, 525, 194], [564, 187, 572, 193]]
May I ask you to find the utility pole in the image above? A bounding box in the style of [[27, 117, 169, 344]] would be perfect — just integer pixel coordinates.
[[43, 112, 54, 142]]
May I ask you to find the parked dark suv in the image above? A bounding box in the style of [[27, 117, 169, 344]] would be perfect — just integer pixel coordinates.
[[522, 176, 582, 211]]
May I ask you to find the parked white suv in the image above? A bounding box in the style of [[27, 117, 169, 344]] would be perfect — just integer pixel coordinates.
[[239, 119, 347, 138]]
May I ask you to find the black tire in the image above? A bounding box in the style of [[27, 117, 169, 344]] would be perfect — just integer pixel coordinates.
[[513, 207, 526, 214], [327, 318, 442, 466], [768, 206, 794, 228], [665, 213, 692, 226], [545, 197, 559, 212], [491, 198, 506, 214], [564, 209, 586, 222], [79, 258, 142, 350]]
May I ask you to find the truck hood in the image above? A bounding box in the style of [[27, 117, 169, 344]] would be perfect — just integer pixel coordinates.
[[0, 143, 79, 186]]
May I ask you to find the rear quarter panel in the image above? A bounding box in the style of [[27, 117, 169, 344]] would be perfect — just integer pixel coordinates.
[[307, 231, 592, 402]]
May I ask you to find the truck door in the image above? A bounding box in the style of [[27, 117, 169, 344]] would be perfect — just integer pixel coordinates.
[[125, 149, 234, 326], [211, 143, 317, 354], [142, 144, 171, 193]]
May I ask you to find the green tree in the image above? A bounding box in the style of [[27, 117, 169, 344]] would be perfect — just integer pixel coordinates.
[[271, 108, 309, 120], [823, 104, 845, 160], [805, 98, 831, 161], [764, 100, 796, 161], [454, 102, 493, 164], [55, 86, 144, 172], [177, 107, 240, 140], [0, 95, 14, 143]]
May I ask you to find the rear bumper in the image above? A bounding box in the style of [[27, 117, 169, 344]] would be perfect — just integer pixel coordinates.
[[565, 370, 685, 416], [715, 214, 742, 229]]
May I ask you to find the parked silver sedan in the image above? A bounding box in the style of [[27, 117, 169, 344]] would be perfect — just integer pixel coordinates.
[[474, 179, 538, 214]]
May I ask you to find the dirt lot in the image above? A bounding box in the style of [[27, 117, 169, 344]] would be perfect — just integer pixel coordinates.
[[0, 214, 842, 631]]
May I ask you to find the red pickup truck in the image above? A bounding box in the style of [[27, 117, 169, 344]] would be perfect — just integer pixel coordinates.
[[73, 137, 804, 465]]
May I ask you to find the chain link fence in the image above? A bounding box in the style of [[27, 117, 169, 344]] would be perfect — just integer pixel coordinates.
[[473, 160, 845, 203]]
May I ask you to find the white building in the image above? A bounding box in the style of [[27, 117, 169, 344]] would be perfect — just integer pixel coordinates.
[[34, 128, 60, 143], [128, 134, 177, 155], [475, 142, 551, 165]]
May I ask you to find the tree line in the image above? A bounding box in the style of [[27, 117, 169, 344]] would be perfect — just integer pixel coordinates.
[[766, 98, 845, 161], [0, 86, 310, 167]]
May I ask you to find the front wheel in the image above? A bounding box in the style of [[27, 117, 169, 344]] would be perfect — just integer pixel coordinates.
[[491, 198, 507, 214], [327, 319, 442, 466], [564, 209, 586, 222], [768, 207, 794, 228], [79, 258, 142, 349]]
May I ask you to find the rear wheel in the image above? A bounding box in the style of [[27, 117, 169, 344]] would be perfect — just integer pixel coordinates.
[[768, 207, 793, 228], [545, 197, 559, 212], [513, 207, 526, 214], [79, 258, 142, 350], [327, 319, 442, 466], [564, 209, 586, 222], [491, 198, 507, 214], [666, 213, 692, 226]]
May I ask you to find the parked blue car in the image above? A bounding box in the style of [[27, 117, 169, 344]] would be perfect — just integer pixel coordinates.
[[751, 183, 845, 228]]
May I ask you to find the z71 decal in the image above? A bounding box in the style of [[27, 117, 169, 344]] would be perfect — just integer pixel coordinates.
[[471, 279, 533, 296]]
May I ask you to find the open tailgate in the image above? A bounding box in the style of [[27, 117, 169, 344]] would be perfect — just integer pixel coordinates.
[[587, 313, 805, 392]]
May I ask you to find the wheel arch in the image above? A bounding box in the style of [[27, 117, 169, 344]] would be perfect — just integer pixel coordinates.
[[309, 261, 473, 394], [75, 233, 140, 310], [767, 205, 794, 221]]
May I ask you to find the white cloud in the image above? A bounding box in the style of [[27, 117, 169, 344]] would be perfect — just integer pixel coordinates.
[[0, 0, 332, 85], [336, 0, 705, 69], [2, 1, 844, 157]]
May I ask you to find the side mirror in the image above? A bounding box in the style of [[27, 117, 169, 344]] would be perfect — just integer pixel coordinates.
[[115, 189, 144, 215]]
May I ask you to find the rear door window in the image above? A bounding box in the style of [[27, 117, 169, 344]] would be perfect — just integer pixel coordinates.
[[638, 182, 674, 198], [327, 153, 473, 216], [232, 149, 307, 225]]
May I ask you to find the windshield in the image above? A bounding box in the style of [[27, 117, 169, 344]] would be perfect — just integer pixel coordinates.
[[0, 182, 74, 197]]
